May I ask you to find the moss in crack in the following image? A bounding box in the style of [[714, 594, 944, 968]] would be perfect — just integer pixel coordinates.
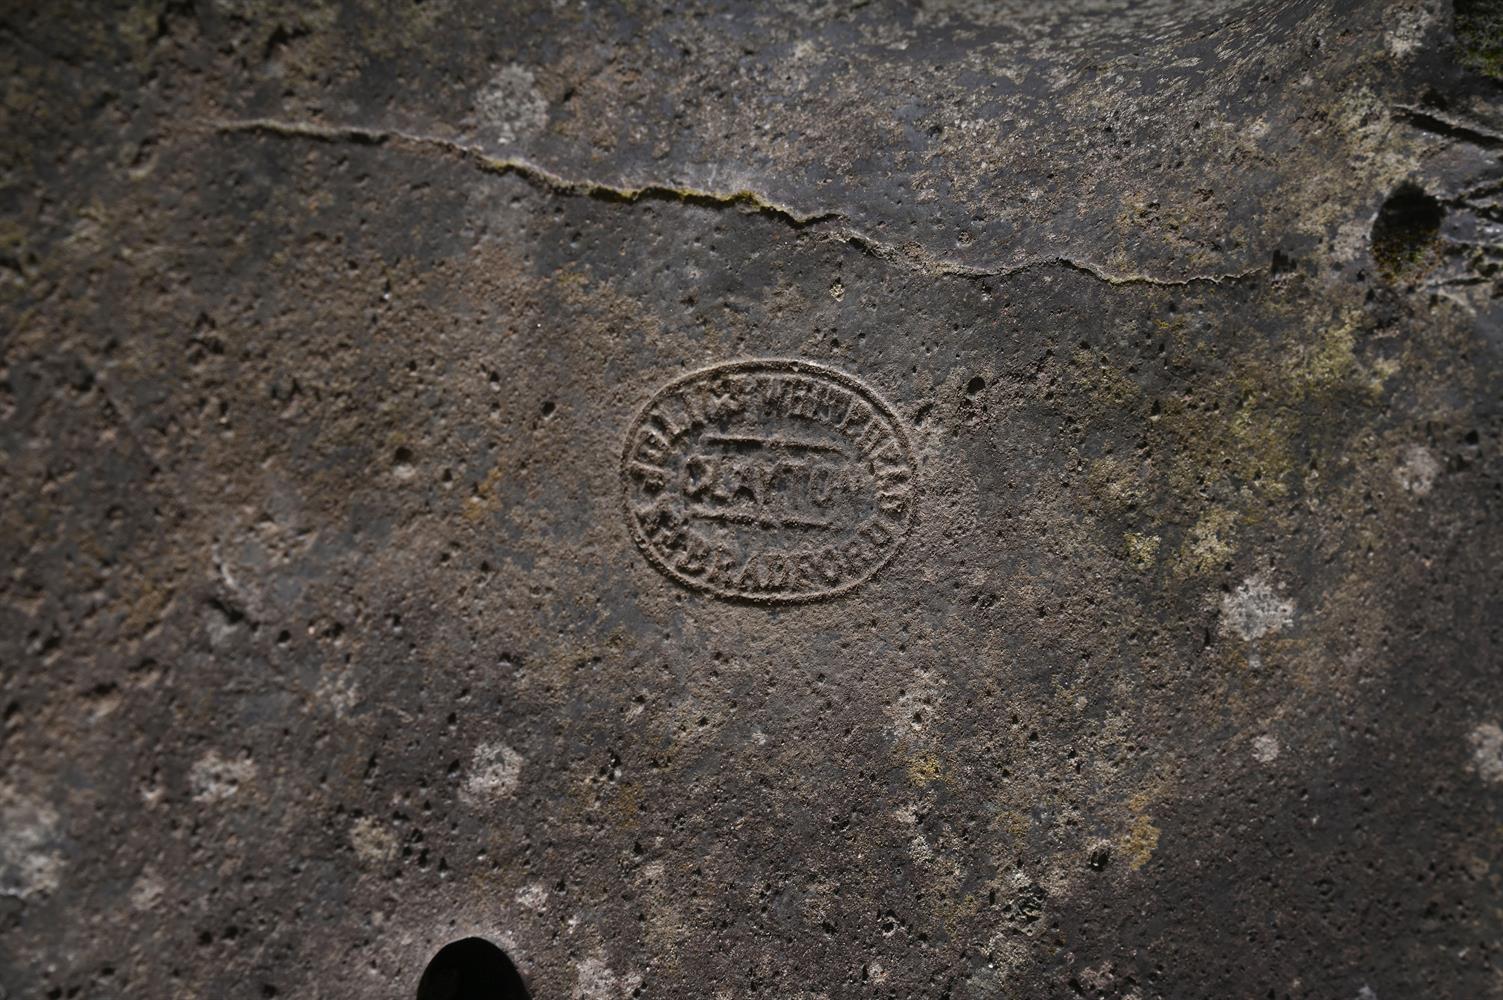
[[1457, 0, 1503, 79], [1371, 182, 1444, 281]]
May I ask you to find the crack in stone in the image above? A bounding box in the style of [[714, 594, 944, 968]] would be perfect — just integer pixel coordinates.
[[209, 117, 836, 225], [1393, 104, 1503, 149], [208, 117, 1262, 288]]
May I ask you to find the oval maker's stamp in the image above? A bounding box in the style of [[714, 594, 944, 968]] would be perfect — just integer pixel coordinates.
[[622, 359, 917, 602]]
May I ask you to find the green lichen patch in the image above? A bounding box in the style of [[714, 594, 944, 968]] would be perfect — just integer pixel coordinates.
[[1123, 531, 1161, 570], [1456, 0, 1503, 79]]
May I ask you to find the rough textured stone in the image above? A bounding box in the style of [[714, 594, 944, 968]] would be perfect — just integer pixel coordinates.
[[2, 1, 1501, 997]]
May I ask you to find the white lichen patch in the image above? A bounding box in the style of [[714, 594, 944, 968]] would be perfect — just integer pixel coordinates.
[[473, 64, 548, 146], [1252, 734, 1281, 763], [349, 816, 398, 864], [516, 882, 550, 912], [885, 665, 943, 738], [189, 750, 258, 803], [1385, 4, 1436, 57], [984, 930, 1033, 975], [893, 802, 936, 864], [1221, 573, 1295, 641], [0, 785, 63, 899], [463, 742, 524, 803], [1079, 962, 1122, 992], [1469, 723, 1503, 784], [1394, 443, 1441, 495], [572, 951, 642, 1000], [129, 867, 165, 911], [316, 666, 362, 717]]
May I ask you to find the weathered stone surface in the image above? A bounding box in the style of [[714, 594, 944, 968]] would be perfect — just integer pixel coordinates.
[[2, 1, 1501, 997]]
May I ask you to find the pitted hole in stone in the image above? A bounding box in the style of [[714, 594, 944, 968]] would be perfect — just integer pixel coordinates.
[[416, 937, 530, 1000], [392, 445, 417, 481], [1371, 181, 1443, 280]]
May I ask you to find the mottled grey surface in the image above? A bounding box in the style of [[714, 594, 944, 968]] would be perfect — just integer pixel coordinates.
[[2, 1, 1502, 997]]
